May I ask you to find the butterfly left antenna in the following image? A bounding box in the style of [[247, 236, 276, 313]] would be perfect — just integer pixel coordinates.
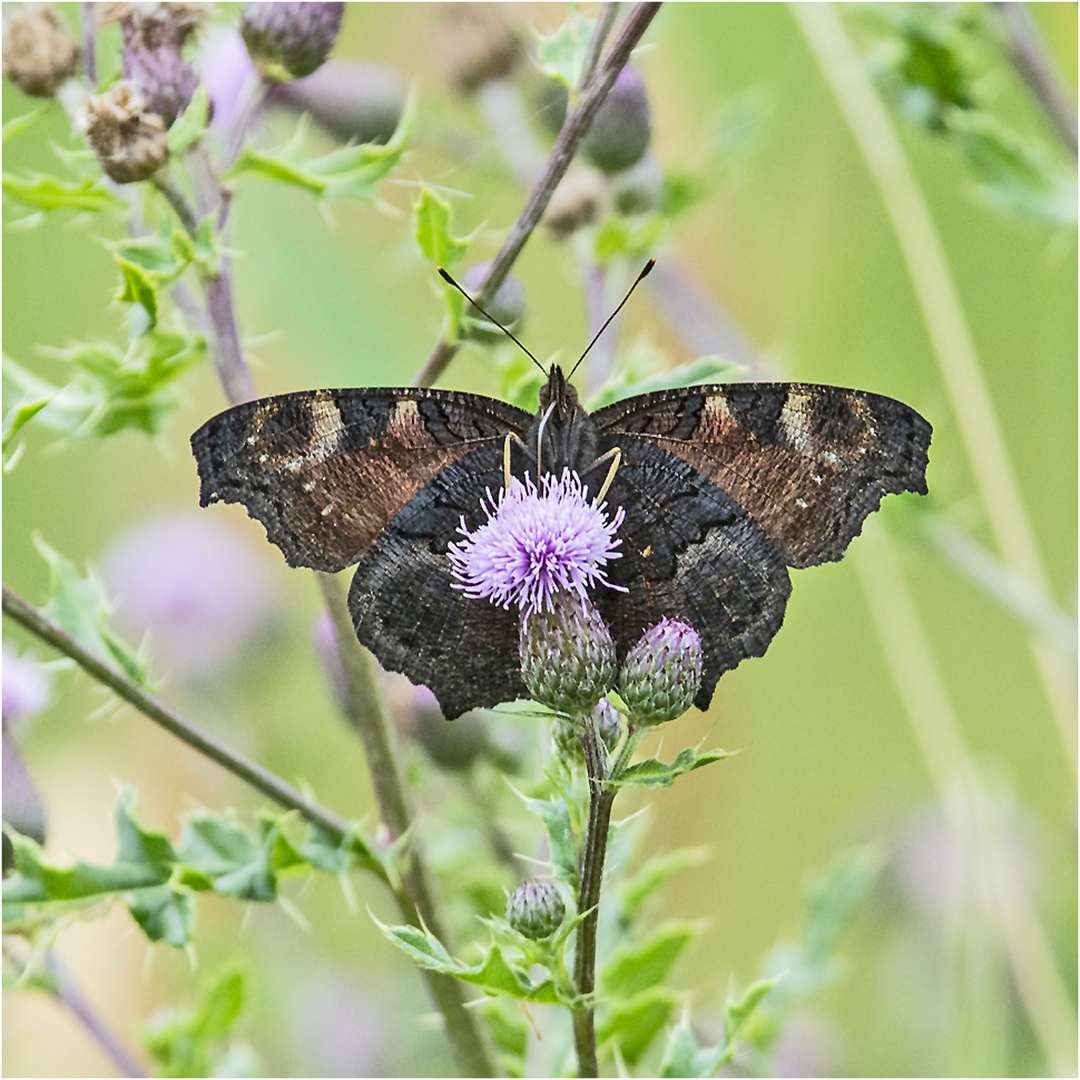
[[437, 268, 546, 376]]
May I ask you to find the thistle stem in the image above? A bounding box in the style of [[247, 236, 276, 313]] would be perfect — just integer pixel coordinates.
[[572, 717, 617, 1078]]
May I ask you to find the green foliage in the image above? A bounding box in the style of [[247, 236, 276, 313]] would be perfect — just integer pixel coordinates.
[[33, 537, 148, 683], [866, 3, 1077, 225], [143, 963, 253, 1078], [1, 172, 126, 213], [598, 987, 679, 1064], [2, 787, 378, 949], [413, 188, 471, 336], [376, 920, 564, 1004], [599, 922, 696, 999], [167, 84, 211, 155], [4, 326, 206, 441], [228, 91, 414, 201], [589, 356, 743, 410], [534, 16, 597, 90], [611, 746, 728, 789]]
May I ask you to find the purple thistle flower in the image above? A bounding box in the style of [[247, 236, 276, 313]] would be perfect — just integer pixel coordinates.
[[448, 469, 626, 620], [2, 646, 51, 724]]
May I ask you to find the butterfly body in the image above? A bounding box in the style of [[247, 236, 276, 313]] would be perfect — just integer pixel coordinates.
[[191, 367, 931, 719]]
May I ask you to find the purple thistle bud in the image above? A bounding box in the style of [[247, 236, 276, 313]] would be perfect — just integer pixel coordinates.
[[448, 469, 625, 621], [124, 45, 199, 128], [618, 618, 703, 726], [460, 262, 526, 345], [505, 879, 565, 940], [2, 4, 78, 98], [77, 81, 169, 183], [270, 60, 404, 145], [593, 698, 623, 753], [240, 2, 344, 80], [519, 593, 616, 716], [582, 65, 652, 175]]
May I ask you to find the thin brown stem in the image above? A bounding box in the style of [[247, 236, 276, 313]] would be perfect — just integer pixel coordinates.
[[414, 1, 663, 388]]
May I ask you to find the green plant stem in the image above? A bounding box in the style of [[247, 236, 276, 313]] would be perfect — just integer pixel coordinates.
[[1, 585, 356, 851], [414, 0, 662, 389], [791, 2, 1076, 774], [991, 2, 1078, 158], [572, 718, 617, 1078]]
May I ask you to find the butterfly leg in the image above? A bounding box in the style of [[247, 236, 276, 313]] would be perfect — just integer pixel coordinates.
[[590, 446, 622, 506]]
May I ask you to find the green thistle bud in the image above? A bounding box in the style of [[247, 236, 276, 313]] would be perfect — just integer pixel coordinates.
[[551, 714, 585, 766], [594, 698, 623, 753], [612, 155, 664, 216], [582, 65, 652, 175], [505, 880, 565, 940], [78, 82, 169, 184], [520, 593, 616, 715], [618, 618, 703, 726], [2, 5, 78, 99], [543, 167, 605, 239], [241, 2, 343, 80]]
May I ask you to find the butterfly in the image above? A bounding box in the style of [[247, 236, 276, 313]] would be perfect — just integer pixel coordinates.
[[191, 363, 931, 719]]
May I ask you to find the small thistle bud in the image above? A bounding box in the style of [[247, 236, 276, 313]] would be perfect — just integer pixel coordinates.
[[505, 880, 565, 940], [593, 698, 623, 753], [582, 65, 652, 175], [270, 60, 404, 145], [520, 593, 616, 715], [78, 81, 169, 184], [460, 263, 526, 345], [618, 618, 703, 726], [543, 167, 605, 239], [443, 4, 521, 95], [241, 2, 344, 80], [2, 5, 78, 98], [551, 715, 585, 766]]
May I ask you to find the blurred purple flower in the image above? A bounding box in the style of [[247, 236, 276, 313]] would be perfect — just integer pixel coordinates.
[[3, 728, 47, 848], [289, 968, 387, 1076], [198, 26, 255, 131], [770, 1014, 845, 1078], [101, 514, 277, 678], [2, 645, 51, 724]]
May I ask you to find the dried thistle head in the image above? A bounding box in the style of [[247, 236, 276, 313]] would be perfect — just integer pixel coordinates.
[[2, 5, 79, 98]]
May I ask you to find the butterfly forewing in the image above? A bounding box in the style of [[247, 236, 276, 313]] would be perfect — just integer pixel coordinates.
[[191, 387, 532, 573], [593, 382, 932, 569]]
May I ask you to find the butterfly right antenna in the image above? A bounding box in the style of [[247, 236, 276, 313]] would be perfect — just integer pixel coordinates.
[[567, 258, 655, 382]]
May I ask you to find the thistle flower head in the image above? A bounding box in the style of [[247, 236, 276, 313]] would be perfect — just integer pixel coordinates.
[[2, 5, 78, 98], [618, 618, 703, 726], [448, 469, 625, 621], [78, 81, 169, 183]]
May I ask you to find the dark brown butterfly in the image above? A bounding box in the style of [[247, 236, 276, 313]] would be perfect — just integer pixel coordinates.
[[191, 364, 930, 719]]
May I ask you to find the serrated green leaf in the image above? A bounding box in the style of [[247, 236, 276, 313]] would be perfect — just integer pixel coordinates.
[[535, 16, 596, 89], [115, 257, 159, 322], [2, 394, 48, 454], [620, 848, 709, 923], [613, 747, 727, 788], [521, 794, 576, 884], [377, 921, 563, 1002], [228, 91, 413, 201], [413, 188, 468, 270], [177, 814, 277, 901], [144, 963, 248, 1077], [167, 84, 210, 154], [34, 536, 148, 683], [597, 986, 678, 1064], [299, 824, 382, 878], [600, 922, 696, 998], [722, 975, 780, 1048], [115, 787, 179, 865], [2, 172, 125, 212], [3, 104, 48, 144], [128, 884, 195, 946], [593, 213, 665, 263]]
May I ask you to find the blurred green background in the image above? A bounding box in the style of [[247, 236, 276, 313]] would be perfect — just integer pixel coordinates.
[[3, 3, 1076, 1076]]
